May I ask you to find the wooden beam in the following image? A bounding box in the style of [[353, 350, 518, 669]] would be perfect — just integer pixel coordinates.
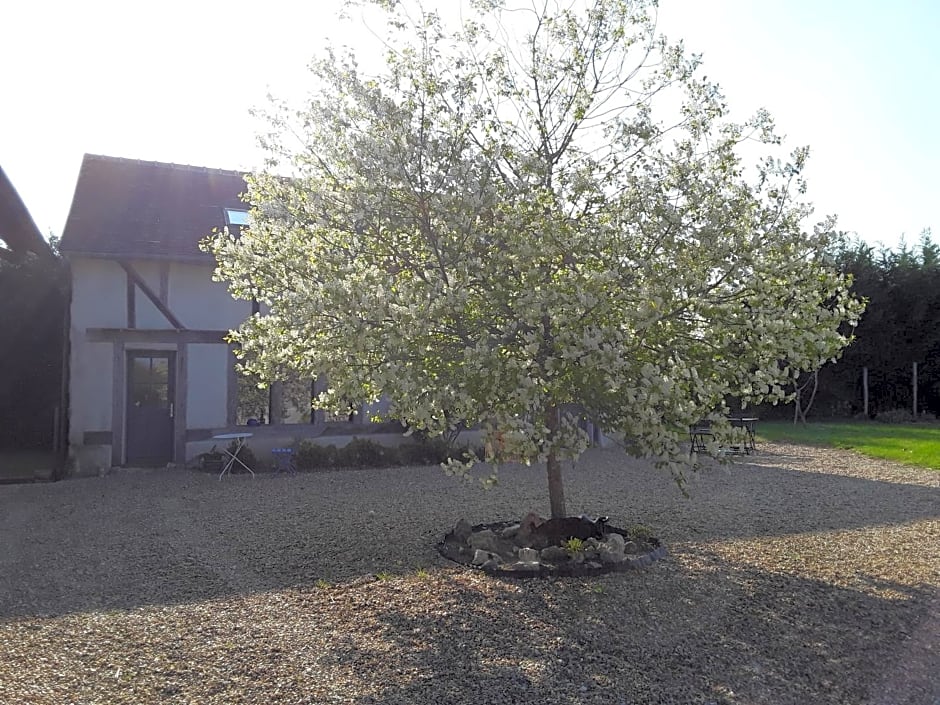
[[174, 344, 188, 463], [159, 261, 170, 304], [87, 328, 230, 344], [117, 260, 186, 329], [111, 341, 126, 466], [126, 270, 136, 328]]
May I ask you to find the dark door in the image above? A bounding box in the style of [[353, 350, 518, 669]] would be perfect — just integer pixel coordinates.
[[126, 351, 176, 466]]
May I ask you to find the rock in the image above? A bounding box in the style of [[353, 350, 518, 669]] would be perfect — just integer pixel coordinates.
[[500, 524, 521, 540], [624, 540, 640, 554], [520, 512, 546, 533], [583, 546, 600, 560], [515, 511, 546, 547], [472, 549, 496, 566], [517, 547, 540, 564], [481, 558, 502, 571], [540, 545, 569, 563], [452, 519, 473, 544], [468, 529, 499, 553], [503, 561, 540, 572], [599, 547, 626, 564], [604, 533, 626, 553]]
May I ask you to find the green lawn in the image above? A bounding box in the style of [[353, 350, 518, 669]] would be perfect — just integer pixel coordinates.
[[758, 421, 940, 471]]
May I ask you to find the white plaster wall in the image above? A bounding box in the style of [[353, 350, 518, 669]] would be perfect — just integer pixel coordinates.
[[67, 336, 113, 442], [169, 262, 251, 330], [187, 344, 230, 429], [70, 258, 125, 329], [132, 260, 172, 329], [68, 258, 120, 448]]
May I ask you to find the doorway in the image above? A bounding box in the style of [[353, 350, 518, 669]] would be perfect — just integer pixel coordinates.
[[125, 351, 176, 466]]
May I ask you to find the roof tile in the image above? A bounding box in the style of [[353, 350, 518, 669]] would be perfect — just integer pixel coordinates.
[[59, 154, 248, 261]]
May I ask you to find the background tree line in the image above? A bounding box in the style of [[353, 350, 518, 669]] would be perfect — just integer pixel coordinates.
[[768, 230, 940, 420], [0, 245, 67, 449]]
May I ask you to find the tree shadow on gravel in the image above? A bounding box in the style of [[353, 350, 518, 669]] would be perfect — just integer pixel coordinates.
[[634, 454, 940, 545], [350, 555, 939, 705], [0, 452, 937, 620]]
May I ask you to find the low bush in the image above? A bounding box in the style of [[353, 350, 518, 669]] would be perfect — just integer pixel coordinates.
[[398, 437, 451, 465], [295, 441, 339, 470], [293, 436, 484, 471], [342, 437, 398, 467], [228, 441, 257, 473], [197, 446, 224, 472], [875, 409, 916, 424]]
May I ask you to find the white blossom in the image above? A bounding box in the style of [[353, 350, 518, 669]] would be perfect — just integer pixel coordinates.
[[206, 0, 864, 516]]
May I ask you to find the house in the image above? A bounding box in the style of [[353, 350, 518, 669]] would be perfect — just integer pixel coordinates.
[[59, 154, 391, 473]]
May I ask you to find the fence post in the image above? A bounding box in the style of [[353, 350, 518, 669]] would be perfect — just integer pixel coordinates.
[[862, 366, 869, 417]]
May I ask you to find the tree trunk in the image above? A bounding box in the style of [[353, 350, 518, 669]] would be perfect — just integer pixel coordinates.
[[546, 447, 566, 519], [545, 405, 566, 518], [802, 370, 819, 421]]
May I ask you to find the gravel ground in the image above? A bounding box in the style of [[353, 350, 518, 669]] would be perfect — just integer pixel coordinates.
[[0, 443, 937, 705]]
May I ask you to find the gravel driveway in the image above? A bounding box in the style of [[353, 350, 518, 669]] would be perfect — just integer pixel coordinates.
[[1, 443, 938, 704]]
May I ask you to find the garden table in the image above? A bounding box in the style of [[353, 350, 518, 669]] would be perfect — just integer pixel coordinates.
[[727, 417, 758, 454], [689, 417, 758, 455], [212, 432, 255, 479]]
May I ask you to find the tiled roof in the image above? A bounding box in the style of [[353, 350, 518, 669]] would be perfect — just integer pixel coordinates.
[[59, 154, 248, 261]]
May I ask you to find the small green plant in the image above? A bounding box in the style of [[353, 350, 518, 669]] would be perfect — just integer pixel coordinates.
[[376, 571, 394, 581], [415, 567, 430, 579], [315, 578, 331, 589], [563, 537, 585, 554], [626, 524, 653, 540], [591, 584, 606, 594]]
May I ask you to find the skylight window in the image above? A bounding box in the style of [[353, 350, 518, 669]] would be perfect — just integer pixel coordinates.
[[224, 208, 250, 226]]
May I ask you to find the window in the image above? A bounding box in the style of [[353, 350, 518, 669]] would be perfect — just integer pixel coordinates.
[[224, 208, 250, 226]]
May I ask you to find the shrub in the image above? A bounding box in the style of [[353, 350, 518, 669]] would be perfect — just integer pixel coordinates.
[[626, 523, 654, 540], [228, 441, 256, 473], [398, 437, 451, 465], [295, 441, 339, 470], [293, 436, 483, 471], [397, 438, 483, 466], [875, 409, 916, 424], [197, 446, 224, 472], [339, 437, 396, 467]]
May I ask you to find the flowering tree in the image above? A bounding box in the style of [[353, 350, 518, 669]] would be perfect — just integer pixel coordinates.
[[208, 0, 862, 518]]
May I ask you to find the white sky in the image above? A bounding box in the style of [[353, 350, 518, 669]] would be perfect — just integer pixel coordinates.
[[3, 0, 937, 251]]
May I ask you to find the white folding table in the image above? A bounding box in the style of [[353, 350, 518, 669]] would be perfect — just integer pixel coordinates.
[[212, 432, 255, 479]]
